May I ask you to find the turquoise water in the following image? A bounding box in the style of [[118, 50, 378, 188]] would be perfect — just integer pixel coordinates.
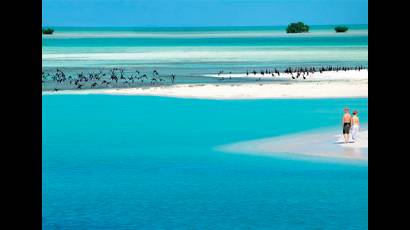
[[42, 25, 368, 74], [43, 36, 367, 48], [43, 96, 368, 229], [49, 25, 368, 33]]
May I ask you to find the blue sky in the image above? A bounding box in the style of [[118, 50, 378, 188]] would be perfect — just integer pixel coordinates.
[[42, 0, 368, 27]]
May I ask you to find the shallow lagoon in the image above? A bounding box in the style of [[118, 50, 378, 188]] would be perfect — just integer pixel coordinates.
[[42, 26, 368, 74], [43, 96, 368, 229]]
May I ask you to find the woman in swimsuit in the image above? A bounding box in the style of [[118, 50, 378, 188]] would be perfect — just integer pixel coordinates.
[[351, 111, 360, 142]]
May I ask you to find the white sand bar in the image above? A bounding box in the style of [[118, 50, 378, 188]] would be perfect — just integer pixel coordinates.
[[205, 69, 367, 80], [43, 70, 368, 99], [218, 127, 368, 161]]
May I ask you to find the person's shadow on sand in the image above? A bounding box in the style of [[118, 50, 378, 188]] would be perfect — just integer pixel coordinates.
[[334, 141, 355, 145]]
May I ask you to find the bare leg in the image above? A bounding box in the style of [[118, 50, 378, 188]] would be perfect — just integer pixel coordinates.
[[344, 134, 349, 144]]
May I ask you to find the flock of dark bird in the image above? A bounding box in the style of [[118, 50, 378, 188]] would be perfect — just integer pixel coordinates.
[[42, 68, 176, 91], [42, 65, 366, 91], [217, 65, 367, 81]]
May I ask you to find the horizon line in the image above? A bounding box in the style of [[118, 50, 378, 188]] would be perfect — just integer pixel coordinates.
[[42, 23, 368, 28]]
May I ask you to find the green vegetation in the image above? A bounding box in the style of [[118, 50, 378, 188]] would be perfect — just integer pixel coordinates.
[[286, 22, 310, 33], [334, 26, 349, 33], [42, 28, 54, 35]]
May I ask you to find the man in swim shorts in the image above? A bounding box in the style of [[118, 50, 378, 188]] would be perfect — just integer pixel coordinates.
[[342, 108, 352, 144]]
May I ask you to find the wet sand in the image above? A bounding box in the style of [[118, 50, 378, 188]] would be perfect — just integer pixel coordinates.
[[218, 127, 368, 161]]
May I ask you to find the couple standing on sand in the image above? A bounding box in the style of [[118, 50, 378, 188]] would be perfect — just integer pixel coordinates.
[[342, 108, 360, 144]]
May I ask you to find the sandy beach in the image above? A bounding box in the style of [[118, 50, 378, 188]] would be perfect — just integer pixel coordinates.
[[218, 126, 368, 161], [43, 70, 368, 99]]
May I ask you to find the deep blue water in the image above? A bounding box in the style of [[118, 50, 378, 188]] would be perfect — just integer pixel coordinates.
[[43, 96, 368, 229]]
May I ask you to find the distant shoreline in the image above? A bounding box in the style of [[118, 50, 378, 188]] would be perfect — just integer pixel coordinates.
[[42, 25, 368, 39]]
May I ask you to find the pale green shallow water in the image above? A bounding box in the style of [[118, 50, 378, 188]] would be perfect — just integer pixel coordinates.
[[42, 25, 368, 75]]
